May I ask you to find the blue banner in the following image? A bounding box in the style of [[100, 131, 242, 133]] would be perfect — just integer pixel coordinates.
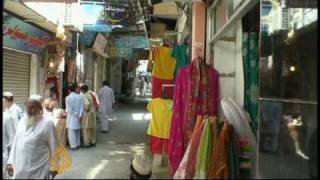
[[79, 31, 97, 46], [3, 12, 53, 54], [113, 36, 149, 49]]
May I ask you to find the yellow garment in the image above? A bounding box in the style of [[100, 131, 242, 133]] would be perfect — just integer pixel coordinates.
[[150, 47, 176, 80], [147, 98, 173, 138]]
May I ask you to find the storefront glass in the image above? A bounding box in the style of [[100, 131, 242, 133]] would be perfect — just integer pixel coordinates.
[[258, 0, 317, 178]]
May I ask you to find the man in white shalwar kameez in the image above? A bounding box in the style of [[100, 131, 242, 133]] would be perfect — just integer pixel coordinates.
[[3, 92, 24, 121], [98, 81, 115, 133], [65, 84, 84, 150], [6, 95, 58, 179], [2, 111, 18, 179]]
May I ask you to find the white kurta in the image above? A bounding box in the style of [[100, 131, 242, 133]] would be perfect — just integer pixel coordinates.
[[3, 112, 18, 178], [7, 116, 58, 179], [6, 103, 24, 122], [98, 86, 115, 131]]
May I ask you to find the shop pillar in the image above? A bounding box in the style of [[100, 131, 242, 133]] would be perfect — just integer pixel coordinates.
[[191, 1, 206, 60]]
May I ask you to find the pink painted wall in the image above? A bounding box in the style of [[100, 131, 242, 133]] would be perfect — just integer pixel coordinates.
[[192, 1, 206, 60]]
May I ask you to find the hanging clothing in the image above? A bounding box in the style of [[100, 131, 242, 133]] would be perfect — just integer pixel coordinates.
[[149, 47, 176, 80], [208, 122, 232, 179], [147, 98, 173, 139], [173, 115, 204, 179], [98, 85, 115, 132], [171, 44, 190, 76], [242, 32, 259, 136], [194, 117, 213, 179], [151, 76, 174, 99], [149, 135, 169, 154], [168, 58, 219, 177], [7, 116, 58, 179]]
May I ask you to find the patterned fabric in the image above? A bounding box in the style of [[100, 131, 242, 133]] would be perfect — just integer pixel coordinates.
[[228, 126, 240, 178], [242, 32, 259, 136], [173, 115, 204, 179], [208, 122, 232, 178], [168, 59, 219, 177], [194, 117, 213, 179], [168, 66, 190, 177]]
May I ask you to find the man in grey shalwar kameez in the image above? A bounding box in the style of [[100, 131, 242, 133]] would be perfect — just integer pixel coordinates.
[[98, 81, 115, 133], [6, 95, 58, 179]]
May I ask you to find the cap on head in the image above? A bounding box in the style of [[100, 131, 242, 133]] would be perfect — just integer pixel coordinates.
[[131, 152, 152, 176], [3, 91, 14, 97], [29, 94, 44, 104]]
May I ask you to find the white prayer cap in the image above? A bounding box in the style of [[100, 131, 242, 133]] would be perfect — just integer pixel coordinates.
[[3, 91, 14, 97], [29, 94, 44, 103], [79, 83, 84, 87], [132, 152, 152, 175]]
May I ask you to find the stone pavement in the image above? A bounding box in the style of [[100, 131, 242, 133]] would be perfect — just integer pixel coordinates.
[[55, 97, 169, 179]]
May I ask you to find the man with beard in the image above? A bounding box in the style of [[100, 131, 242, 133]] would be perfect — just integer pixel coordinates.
[[6, 95, 58, 179]]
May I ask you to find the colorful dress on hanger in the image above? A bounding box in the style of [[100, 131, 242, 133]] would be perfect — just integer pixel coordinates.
[[149, 47, 176, 80], [147, 98, 173, 154], [171, 44, 190, 76], [151, 76, 174, 99], [168, 58, 220, 177]]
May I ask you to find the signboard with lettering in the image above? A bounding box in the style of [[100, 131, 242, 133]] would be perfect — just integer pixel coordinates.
[[113, 36, 149, 49], [3, 12, 53, 54]]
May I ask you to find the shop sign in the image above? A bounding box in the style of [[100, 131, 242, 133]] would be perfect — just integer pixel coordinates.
[[3, 12, 53, 54], [92, 33, 108, 55], [109, 47, 132, 58], [79, 31, 97, 46], [113, 36, 149, 49]]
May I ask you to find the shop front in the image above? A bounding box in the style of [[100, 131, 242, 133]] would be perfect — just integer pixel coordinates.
[[3, 11, 54, 108]]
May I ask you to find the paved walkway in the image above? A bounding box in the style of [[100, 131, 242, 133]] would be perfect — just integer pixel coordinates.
[[56, 98, 169, 179]]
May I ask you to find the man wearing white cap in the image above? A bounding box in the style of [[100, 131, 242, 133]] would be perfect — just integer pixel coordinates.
[[6, 95, 58, 179], [3, 91, 24, 122]]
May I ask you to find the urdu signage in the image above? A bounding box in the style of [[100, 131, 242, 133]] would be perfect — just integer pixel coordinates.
[[3, 12, 53, 54]]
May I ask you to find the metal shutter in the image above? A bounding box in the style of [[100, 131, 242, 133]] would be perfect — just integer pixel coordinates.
[[3, 49, 30, 109]]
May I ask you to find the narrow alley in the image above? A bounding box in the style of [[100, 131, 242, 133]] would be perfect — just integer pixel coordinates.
[[55, 98, 168, 179]]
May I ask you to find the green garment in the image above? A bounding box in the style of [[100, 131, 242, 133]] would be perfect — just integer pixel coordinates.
[[228, 126, 239, 179], [242, 32, 259, 136], [194, 118, 212, 179], [171, 44, 191, 76]]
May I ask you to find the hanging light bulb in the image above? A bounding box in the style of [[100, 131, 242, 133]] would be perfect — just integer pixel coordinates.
[[49, 61, 54, 68]]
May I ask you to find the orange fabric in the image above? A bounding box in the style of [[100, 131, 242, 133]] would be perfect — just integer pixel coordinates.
[[208, 122, 231, 178]]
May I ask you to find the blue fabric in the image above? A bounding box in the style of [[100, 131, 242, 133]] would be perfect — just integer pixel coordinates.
[[68, 129, 80, 148]]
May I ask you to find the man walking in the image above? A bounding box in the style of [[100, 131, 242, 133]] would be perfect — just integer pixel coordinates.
[[98, 81, 115, 133], [65, 83, 84, 150], [6, 95, 58, 179], [3, 91, 24, 121], [80, 84, 96, 147]]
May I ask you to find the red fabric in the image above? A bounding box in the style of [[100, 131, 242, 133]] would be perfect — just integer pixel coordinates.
[[152, 76, 174, 98], [90, 92, 98, 107], [149, 135, 169, 154]]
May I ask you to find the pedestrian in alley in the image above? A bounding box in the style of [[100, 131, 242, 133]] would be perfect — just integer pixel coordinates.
[[98, 81, 115, 133], [65, 83, 84, 151], [6, 95, 58, 179], [3, 91, 24, 121], [80, 84, 97, 147], [2, 111, 17, 179], [43, 87, 59, 117]]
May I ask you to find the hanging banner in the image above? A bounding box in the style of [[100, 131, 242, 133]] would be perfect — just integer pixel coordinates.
[[3, 12, 53, 54], [113, 36, 149, 49], [79, 31, 97, 46], [109, 47, 132, 58]]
